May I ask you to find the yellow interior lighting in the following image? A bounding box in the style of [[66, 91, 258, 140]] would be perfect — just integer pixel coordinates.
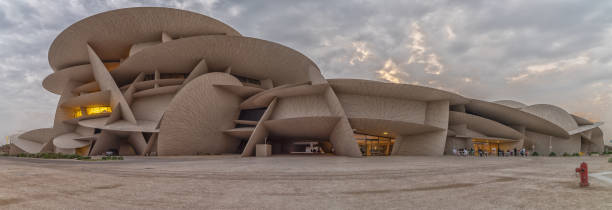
[[104, 62, 120, 72], [86, 106, 112, 115], [74, 109, 83, 118]]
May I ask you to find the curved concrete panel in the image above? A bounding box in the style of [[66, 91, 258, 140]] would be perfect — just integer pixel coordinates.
[[465, 99, 570, 138], [269, 94, 331, 120], [571, 114, 594, 125], [520, 104, 578, 131], [73, 81, 100, 93], [264, 116, 341, 139], [131, 93, 174, 122], [49, 7, 241, 70], [224, 127, 255, 139], [569, 122, 604, 135], [53, 133, 90, 149], [392, 100, 450, 156], [214, 84, 264, 98], [449, 111, 522, 140], [18, 128, 61, 144], [493, 100, 527, 109], [111, 35, 323, 86], [240, 83, 327, 109], [588, 127, 605, 153], [158, 72, 243, 155], [132, 85, 180, 98], [349, 118, 443, 138], [120, 79, 185, 91], [78, 118, 159, 133], [12, 138, 44, 154], [60, 90, 110, 108], [328, 79, 469, 105], [52, 81, 80, 135], [43, 64, 93, 94], [129, 41, 161, 56], [337, 94, 427, 125]]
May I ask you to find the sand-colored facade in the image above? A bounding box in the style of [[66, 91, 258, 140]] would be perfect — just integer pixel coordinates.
[[10, 7, 605, 157]]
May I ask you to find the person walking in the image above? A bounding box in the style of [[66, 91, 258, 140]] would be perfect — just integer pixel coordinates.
[[453, 148, 457, 156], [514, 148, 518, 156]]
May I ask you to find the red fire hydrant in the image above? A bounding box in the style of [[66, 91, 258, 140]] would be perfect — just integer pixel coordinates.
[[575, 162, 589, 187]]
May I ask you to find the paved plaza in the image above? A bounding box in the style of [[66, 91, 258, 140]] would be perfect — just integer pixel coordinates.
[[1, 155, 611, 209]]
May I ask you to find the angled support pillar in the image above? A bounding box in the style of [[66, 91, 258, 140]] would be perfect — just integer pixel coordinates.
[[127, 132, 148, 155], [161, 32, 173, 43], [323, 86, 362, 157], [181, 59, 209, 88], [87, 44, 138, 124], [154, 70, 160, 88], [125, 72, 145, 105], [105, 102, 122, 125], [144, 133, 158, 155], [241, 98, 278, 157]]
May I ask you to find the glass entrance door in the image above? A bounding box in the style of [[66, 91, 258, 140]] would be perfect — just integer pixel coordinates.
[[355, 133, 394, 156], [473, 143, 499, 156]]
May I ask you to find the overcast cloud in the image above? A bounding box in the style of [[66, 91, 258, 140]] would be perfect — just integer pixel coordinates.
[[0, 0, 610, 143]]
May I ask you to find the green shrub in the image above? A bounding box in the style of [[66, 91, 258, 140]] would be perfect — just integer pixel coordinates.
[[572, 153, 580, 157], [609, 158, 612, 163], [13, 152, 83, 159], [532, 152, 539, 156], [118, 156, 124, 160], [562, 152, 569, 157], [76, 156, 91, 160], [549, 152, 557, 157]]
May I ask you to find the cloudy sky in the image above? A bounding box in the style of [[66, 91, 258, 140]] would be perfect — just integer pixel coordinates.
[[0, 0, 610, 143]]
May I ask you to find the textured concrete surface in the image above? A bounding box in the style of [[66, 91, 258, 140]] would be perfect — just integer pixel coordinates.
[[0, 155, 611, 209]]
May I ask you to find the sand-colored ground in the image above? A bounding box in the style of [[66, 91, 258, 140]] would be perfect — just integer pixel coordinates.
[[0, 155, 611, 209]]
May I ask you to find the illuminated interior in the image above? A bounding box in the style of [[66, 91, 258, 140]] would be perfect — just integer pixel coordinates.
[[354, 132, 395, 156], [75, 145, 90, 156], [86, 106, 112, 115], [73, 108, 83, 118], [103, 62, 120, 72], [471, 138, 514, 156]]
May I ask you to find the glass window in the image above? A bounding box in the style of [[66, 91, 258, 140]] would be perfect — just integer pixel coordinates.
[[86, 106, 112, 115], [354, 132, 394, 156], [74, 108, 83, 118]]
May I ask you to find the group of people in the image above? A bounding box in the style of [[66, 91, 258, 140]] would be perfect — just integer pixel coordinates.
[[452, 147, 528, 157]]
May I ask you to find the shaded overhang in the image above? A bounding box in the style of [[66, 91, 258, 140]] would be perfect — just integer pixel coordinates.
[[328, 79, 469, 105], [457, 136, 520, 143], [465, 99, 570, 138]]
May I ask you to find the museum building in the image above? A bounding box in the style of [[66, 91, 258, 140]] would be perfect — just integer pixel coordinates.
[[9, 7, 606, 157]]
